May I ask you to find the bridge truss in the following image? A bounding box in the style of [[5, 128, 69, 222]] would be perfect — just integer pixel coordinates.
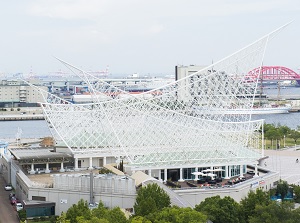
[[31, 24, 290, 170], [247, 66, 300, 81]]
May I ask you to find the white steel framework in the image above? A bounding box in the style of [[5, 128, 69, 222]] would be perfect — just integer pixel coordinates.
[[31, 24, 289, 170]]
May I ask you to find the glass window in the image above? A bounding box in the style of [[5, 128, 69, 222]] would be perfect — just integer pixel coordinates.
[[183, 168, 196, 180]]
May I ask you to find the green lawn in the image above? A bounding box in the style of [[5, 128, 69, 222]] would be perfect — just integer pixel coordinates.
[[264, 137, 299, 150]]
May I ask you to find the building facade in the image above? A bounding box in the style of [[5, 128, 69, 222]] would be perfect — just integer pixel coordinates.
[[0, 79, 47, 107]]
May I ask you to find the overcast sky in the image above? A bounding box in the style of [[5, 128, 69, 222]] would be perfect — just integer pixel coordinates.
[[1, 0, 299, 76]]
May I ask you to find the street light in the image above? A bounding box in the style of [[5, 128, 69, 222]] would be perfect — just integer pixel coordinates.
[[284, 135, 286, 148]]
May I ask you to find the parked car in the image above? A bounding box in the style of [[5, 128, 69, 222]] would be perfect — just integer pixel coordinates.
[[247, 170, 255, 175], [9, 193, 15, 199], [4, 184, 13, 191], [10, 197, 17, 205], [15, 202, 23, 211], [225, 180, 234, 185]]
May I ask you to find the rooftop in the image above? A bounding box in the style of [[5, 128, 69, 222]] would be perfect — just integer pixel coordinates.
[[9, 147, 72, 164]]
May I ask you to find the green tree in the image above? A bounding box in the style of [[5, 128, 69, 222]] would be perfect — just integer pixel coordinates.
[[265, 128, 281, 149], [76, 216, 87, 223], [240, 189, 271, 222], [291, 185, 300, 202], [195, 195, 243, 223], [66, 199, 91, 223], [289, 130, 300, 144], [248, 202, 294, 223], [134, 183, 171, 216], [104, 207, 128, 223], [91, 201, 108, 219], [276, 180, 289, 201], [89, 217, 109, 223], [118, 159, 124, 172], [77, 216, 109, 223], [57, 212, 70, 223], [289, 207, 300, 222], [18, 209, 27, 222], [262, 123, 276, 133], [129, 216, 152, 223], [278, 125, 290, 135], [147, 206, 207, 223]]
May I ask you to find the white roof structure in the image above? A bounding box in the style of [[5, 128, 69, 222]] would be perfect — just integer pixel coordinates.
[[28, 23, 290, 171], [131, 171, 156, 187]]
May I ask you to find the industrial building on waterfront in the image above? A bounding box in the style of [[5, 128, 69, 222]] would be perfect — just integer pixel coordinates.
[[0, 79, 47, 108]]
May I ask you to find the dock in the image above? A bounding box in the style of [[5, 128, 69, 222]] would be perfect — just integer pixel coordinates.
[[290, 109, 300, 112], [0, 114, 45, 121]]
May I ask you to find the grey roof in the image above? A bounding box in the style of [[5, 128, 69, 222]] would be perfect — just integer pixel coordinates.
[[23, 200, 55, 207], [9, 147, 72, 164]]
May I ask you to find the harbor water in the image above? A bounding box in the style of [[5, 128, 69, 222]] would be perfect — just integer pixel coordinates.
[[252, 112, 300, 129], [0, 86, 299, 140], [0, 112, 300, 140], [0, 120, 51, 140]]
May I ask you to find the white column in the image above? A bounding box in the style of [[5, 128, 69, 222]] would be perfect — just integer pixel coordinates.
[[158, 169, 161, 181], [240, 165, 244, 177], [45, 162, 50, 173], [224, 165, 229, 179], [103, 157, 107, 166], [194, 167, 199, 181], [30, 163, 35, 174], [148, 169, 152, 177], [211, 166, 215, 179], [254, 164, 259, 178], [179, 168, 184, 182], [74, 158, 79, 171], [89, 157, 93, 170], [164, 168, 167, 182], [60, 162, 65, 172], [262, 123, 265, 157]]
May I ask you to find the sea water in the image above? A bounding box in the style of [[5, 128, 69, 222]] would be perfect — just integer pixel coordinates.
[[0, 112, 299, 140]]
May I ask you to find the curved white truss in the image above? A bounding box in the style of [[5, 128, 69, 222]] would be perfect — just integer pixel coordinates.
[[32, 24, 290, 169]]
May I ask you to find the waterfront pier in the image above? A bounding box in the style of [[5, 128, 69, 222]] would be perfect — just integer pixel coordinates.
[[0, 114, 44, 121]]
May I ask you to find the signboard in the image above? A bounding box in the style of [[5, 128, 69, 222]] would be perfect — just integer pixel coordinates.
[[251, 181, 259, 189], [60, 199, 67, 204]]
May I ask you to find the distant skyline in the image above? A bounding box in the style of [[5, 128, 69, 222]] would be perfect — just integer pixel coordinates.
[[1, 1, 300, 76]]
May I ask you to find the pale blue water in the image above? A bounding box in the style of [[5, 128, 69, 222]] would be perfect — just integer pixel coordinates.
[[0, 112, 299, 140], [263, 86, 300, 96], [252, 112, 300, 129], [0, 120, 51, 140], [252, 86, 300, 129], [0, 87, 299, 139]]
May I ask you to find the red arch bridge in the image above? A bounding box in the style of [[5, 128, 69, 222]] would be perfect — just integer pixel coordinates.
[[245, 66, 300, 84]]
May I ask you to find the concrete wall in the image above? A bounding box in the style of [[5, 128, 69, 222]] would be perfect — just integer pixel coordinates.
[[0, 84, 47, 104], [1, 155, 11, 184], [175, 171, 280, 207], [26, 187, 136, 214], [175, 65, 206, 102], [11, 160, 21, 189], [16, 171, 136, 215]]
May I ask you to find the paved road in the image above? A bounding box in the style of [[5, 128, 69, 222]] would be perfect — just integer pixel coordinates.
[[0, 175, 19, 223], [264, 147, 300, 185]]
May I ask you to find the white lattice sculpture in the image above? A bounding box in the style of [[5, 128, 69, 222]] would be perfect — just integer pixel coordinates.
[[30, 24, 290, 169]]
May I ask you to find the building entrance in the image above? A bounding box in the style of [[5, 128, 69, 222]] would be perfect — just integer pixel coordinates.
[[168, 169, 180, 181]]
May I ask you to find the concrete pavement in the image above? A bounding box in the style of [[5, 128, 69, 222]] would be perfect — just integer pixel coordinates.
[[264, 146, 300, 185]]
